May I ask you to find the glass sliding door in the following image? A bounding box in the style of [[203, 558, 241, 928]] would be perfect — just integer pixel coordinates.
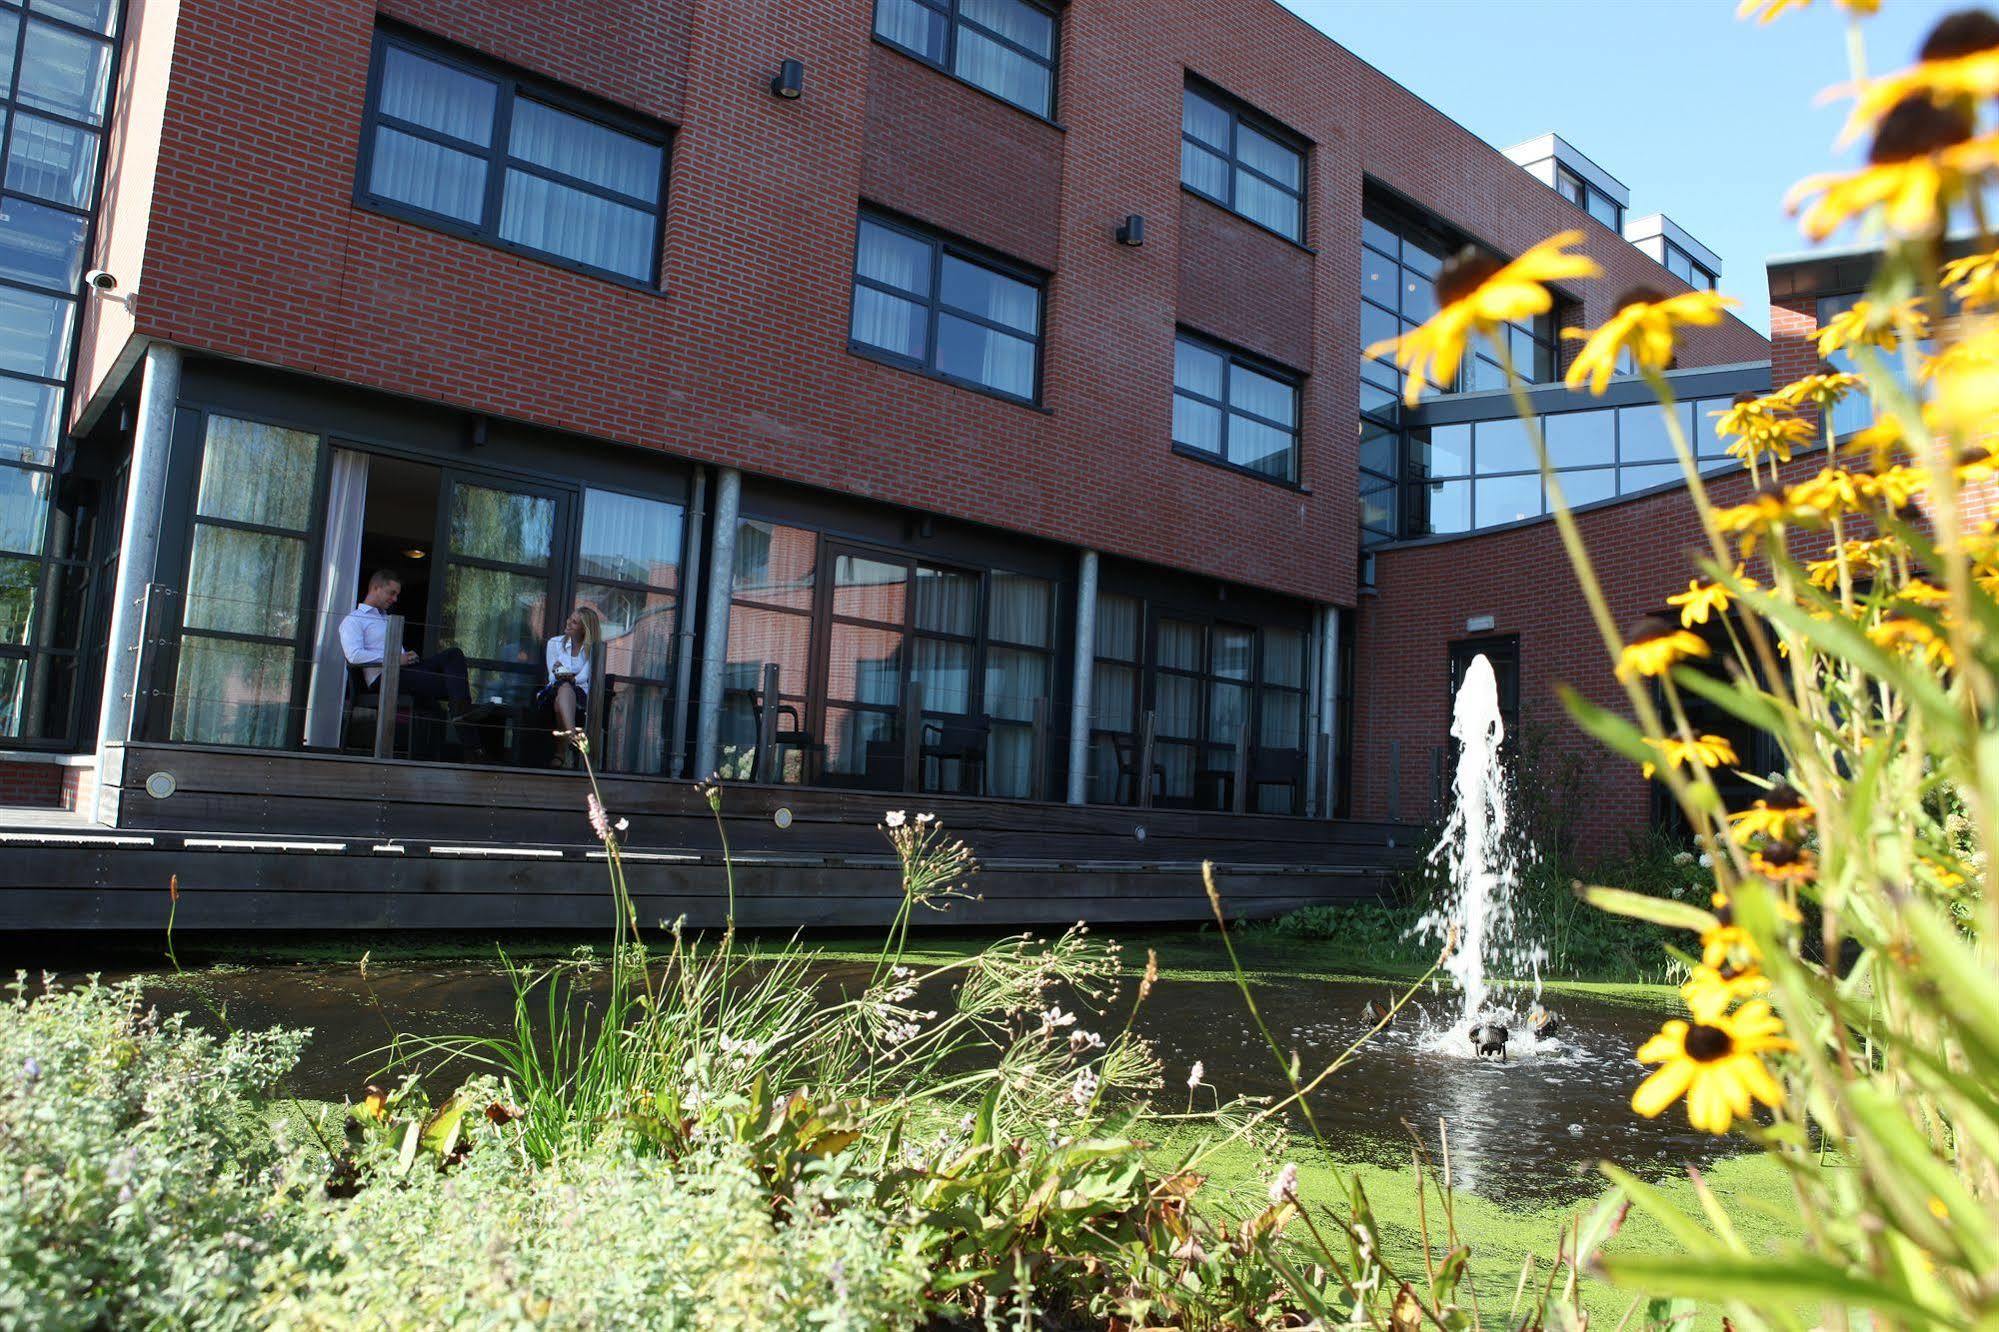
[[169, 415, 324, 747], [574, 487, 682, 774], [823, 548, 908, 785], [433, 473, 566, 709], [983, 571, 1052, 797], [723, 518, 817, 781]]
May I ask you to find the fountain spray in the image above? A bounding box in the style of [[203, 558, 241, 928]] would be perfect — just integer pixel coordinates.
[[1417, 654, 1545, 1034]]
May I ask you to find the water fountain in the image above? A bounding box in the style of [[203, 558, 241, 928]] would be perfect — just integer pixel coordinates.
[[1416, 653, 1551, 1059]]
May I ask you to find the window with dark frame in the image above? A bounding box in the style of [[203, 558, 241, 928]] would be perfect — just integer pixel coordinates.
[[1661, 239, 1717, 291], [1180, 79, 1306, 242], [1553, 165, 1623, 233], [357, 30, 669, 286], [849, 211, 1045, 404], [1172, 332, 1300, 484], [871, 0, 1058, 119]]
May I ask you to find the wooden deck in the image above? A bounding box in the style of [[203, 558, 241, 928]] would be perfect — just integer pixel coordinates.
[[0, 743, 1417, 931]]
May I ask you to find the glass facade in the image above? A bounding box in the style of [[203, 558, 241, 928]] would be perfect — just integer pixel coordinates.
[[1554, 166, 1622, 233], [1180, 80, 1305, 242], [0, 0, 114, 742], [1399, 394, 1747, 539], [1815, 292, 1883, 441], [1661, 239, 1717, 291], [873, 0, 1057, 118]]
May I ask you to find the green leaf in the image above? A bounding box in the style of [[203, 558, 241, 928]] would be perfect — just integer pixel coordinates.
[[1599, 1254, 1958, 1330], [1669, 665, 1787, 740], [1558, 686, 1654, 767], [1578, 884, 1719, 934], [1430, 1245, 1469, 1307]]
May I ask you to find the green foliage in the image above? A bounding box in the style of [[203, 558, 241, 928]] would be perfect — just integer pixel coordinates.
[[0, 977, 306, 1331]]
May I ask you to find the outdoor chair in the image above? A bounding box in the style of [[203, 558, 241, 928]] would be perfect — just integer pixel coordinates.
[[342, 663, 413, 756], [920, 716, 990, 796], [1111, 732, 1163, 806], [1249, 746, 1306, 815]]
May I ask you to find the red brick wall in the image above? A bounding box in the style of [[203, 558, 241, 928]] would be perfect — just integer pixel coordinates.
[[80, 0, 1768, 613], [0, 760, 62, 807]]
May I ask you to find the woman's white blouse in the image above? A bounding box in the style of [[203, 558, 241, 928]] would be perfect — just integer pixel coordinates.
[[546, 636, 592, 692]]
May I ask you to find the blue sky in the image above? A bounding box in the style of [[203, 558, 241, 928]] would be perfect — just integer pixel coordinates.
[[1284, 0, 1950, 333]]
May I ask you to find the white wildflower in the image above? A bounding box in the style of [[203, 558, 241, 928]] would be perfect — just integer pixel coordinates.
[[1069, 1029, 1104, 1052], [1269, 1162, 1299, 1205], [1070, 1066, 1098, 1110], [884, 810, 906, 828], [1187, 1060, 1205, 1090]]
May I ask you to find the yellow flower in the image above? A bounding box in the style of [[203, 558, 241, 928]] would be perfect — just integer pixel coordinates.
[[1666, 578, 1732, 628], [1749, 839, 1818, 884], [1701, 921, 1757, 969], [1834, 10, 1999, 144], [1868, 610, 1956, 668], [1942, 249, 1999, 310], [1682, 962, 1770, 1013], [1806, 537, 1889, 589], [1770, 372, 1864, 413], [1713, 486, 1792, 555], [1927, 328, 1999, 436], [1724, 413, 1817, 467], [1792, 95, 1999, 241], [1641, 732, 1740, 780], [1727, 784, 1815, 844], [1818, 296, 1932, 358], [1563, 287, 1739, 395], [1739, 0, 1879, 21], [1365, 232, 1601, 407], [1632, 996, 1792, 1134], [1898, 578, 1949, 606], [1617, 615, 1712, 681]]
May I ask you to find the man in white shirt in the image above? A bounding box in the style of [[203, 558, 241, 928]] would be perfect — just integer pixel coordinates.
[[340, 568, 471, 719]]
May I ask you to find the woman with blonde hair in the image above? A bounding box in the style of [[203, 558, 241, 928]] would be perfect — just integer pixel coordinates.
[[538, 604, 602, 740]]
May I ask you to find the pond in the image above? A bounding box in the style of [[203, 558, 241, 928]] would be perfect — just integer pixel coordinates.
[[105, 948, 1735, 1209]]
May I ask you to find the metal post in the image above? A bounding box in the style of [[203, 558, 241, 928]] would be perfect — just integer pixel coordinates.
[[1303, 606, 1323, 816], [692, 467, 741, 779], [373, 615, 403, 759], [1029, 696, 1050, 802], [1319, 608, 1342, 820], [585, 638, 608, 762], [1387, 738, 1401, 824], [1136, 709, 1156, 810], [1064, 549, 1098, 805], [1231, 723, 1249, 815], [98, 343, 183, 752], [900, 679, 924, 794], [670, 467, 706, 776], [124, 584, 161, 744], [755, 661, 780, 783]]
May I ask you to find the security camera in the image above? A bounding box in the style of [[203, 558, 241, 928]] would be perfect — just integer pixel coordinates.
[[84, 269, 118, 291]]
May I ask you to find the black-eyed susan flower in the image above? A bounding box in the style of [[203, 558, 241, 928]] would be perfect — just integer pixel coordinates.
[[1723, 410, 1817, 468], [1633, 995, 1792, 1134], [1749, 838, 1819, 884], [1942, 248, 1999, 310], [1714, 486, 1794, 555], [1868, 608, 1956, 667], [1817, 296, 1931, 359], [1898, 578, 1950, 607], [1563, 286, 1738, 396], [1365, 232, 1601, 407], [1806, 537, 1889, 589], [1682, 961, 1771, 1014], [1701, 920, 1757, 969], [1618, 614, 1711, 681], [1771, 372, 1865, 414], [1641, 732, 1740, 780], [1794, 96, 1999, 241], [1836, 9, 1999, 144], [1667, 577, 1733, 628], [1727, 783, 1816, 844]]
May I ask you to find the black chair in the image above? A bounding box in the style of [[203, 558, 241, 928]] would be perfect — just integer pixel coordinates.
[[1249, 746, 1306, 815], [921, 716, 990, 796], [342, 663, 411, 756], [770, 702, 825, 784], [1111, 732, 1163, 806]]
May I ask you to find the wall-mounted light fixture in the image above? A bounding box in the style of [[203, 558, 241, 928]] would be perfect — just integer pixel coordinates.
[[1115, 214, 1145, 247], [770, 58, 805, 99]]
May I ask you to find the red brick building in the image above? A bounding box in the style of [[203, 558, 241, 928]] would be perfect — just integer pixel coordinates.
[[0, 0, 1820, 926]]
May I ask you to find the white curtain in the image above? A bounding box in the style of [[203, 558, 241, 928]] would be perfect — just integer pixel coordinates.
[[302, 449, 368, 748], [509, 100, 659, 203], [498, 171, 652, 279]]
